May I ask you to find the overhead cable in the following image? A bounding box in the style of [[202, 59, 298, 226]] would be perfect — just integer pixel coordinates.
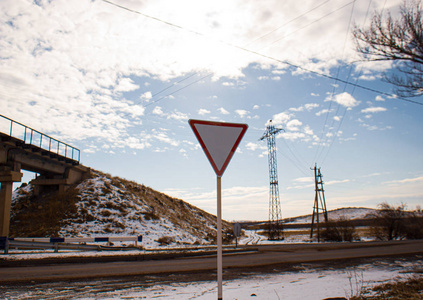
[[101, 0, 423, 107]]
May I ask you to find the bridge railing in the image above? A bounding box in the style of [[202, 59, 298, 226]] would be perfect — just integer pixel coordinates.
[[0, 114, 80, 163]]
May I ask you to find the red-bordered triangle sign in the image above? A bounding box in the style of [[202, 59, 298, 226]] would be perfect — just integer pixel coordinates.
[[189, 119, 248, 177]]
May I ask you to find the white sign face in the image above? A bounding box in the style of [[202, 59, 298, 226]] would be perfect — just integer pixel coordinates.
[[189, 119, 248, 177]]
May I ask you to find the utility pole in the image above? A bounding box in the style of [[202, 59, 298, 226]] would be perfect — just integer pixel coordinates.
[[260, 120, 284, 240], [310, 164, 328, 242]]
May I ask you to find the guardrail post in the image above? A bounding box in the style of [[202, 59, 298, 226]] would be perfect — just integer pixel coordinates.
[[0, 237, 8, 254], [5, 238, 9, 254]]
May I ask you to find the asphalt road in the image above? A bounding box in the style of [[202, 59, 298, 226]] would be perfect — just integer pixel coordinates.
[[1, 240, 422, 284]]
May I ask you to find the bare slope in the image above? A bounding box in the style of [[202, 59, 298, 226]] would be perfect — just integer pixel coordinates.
[[10, 170, 232, 247]]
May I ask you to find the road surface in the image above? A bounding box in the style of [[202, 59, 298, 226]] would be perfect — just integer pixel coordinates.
[[1, 240, 422, 284]]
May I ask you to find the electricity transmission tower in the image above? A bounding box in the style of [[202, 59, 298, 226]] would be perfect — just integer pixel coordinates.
[[260, 120, 284, 240], [310, 164, 328, 242]]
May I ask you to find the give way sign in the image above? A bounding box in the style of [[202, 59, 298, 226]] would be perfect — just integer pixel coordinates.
[[189, 119, 248, 177]]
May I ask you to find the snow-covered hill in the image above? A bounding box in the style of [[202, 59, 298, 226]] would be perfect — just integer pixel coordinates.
[[10, 170, 232, 248], [284, 207, 377, 224]]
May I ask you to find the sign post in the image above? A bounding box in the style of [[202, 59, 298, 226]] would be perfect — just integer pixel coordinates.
[[189, 119, 248, 300], [216, 175, 223, 298], [233, 223, 241, 248]]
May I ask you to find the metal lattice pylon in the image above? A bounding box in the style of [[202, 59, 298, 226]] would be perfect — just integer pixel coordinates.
[[310, 164, 328, 242], [260, 120, 284, 240]]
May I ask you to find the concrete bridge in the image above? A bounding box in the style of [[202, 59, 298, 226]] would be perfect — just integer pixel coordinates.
[[0, 115, 90, 236]]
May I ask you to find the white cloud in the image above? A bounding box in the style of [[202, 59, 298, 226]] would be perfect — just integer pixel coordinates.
[[152, 106, 188, 121], [361, 107, 387, 113], [375, 95, 385, 102], [294, 177, 314, 183], [0, 0, 403, 154], [289, 106, 304, 112], [218, 107, 230, 115], [152, 106, 164, 115], [286, 119, 302, 131], [316, 108, 333, 116], [140, 91, 152, 101], [325, 179, 350, 186], [327, 92, 359, 108], [280, 131, 305, 141], [246, 142, 259, 151], [253, 105, 260, 110], [246, 142, 266, 151], [167, 110, 189, 121], [154, 131, 180, 147], [114, 77, 139, 93], [272, 69, 286, 75], [198, 108, 211, 115], [179, 148, 187, 157], [303, 125, 313, 135], [305, 103, 319, 110], [124, 136, 151, 150], [384, 176, 423, 185], [125, 104, 146, 117], [272, 112, 292, 125], [235, 109, 249, 118], [359, 74, 378, 81]]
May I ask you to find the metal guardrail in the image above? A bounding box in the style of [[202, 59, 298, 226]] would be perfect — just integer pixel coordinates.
[[0, 114, 80, 162], [0, 236, 143, 254]]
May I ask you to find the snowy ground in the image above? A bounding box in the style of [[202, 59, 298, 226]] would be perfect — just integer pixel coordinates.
[[113, 261, 416, 300], [2, 255, 421, 299], [2, 230, 422, 299]]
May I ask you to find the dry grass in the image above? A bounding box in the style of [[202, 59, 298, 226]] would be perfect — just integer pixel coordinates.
[[10, 187, 79, 237], [351, 275, 423, 299], [10, 169, 233, 244], [283, 230, 310, 237]]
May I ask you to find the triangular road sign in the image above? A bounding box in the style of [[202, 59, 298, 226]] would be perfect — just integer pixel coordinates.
[[189, 119, 248, 177]]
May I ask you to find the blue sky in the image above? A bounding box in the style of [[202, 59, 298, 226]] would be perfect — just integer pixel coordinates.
[[1, 0, 422, 221]]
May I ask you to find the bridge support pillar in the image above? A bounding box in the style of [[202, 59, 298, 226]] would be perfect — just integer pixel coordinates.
[[0, 171, 22, 236]]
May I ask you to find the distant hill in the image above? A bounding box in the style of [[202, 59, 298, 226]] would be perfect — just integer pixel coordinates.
[[284, 207, 378, 224], [10, 170, 232, 248]]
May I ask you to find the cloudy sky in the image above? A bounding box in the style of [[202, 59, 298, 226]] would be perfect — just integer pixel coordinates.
[[1, 0, 422, 221]]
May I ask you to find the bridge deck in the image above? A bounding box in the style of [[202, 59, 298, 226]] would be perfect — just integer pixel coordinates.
[[0, 114, 80, 166], [0, 132, 79, 166]]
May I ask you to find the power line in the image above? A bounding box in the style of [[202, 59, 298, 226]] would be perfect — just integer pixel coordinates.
[[101, 0, 202, 37], [260, 0, 356, 50], [280, 139, 310, 176], [102, 0, 423, 107], [318, 0, 377, 167], [101, 0, 423, 175], [143, 73, 213, 108], [244, 0, 332, 48], [151, 73, 198, 98], [313, 0, 358, 165]]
